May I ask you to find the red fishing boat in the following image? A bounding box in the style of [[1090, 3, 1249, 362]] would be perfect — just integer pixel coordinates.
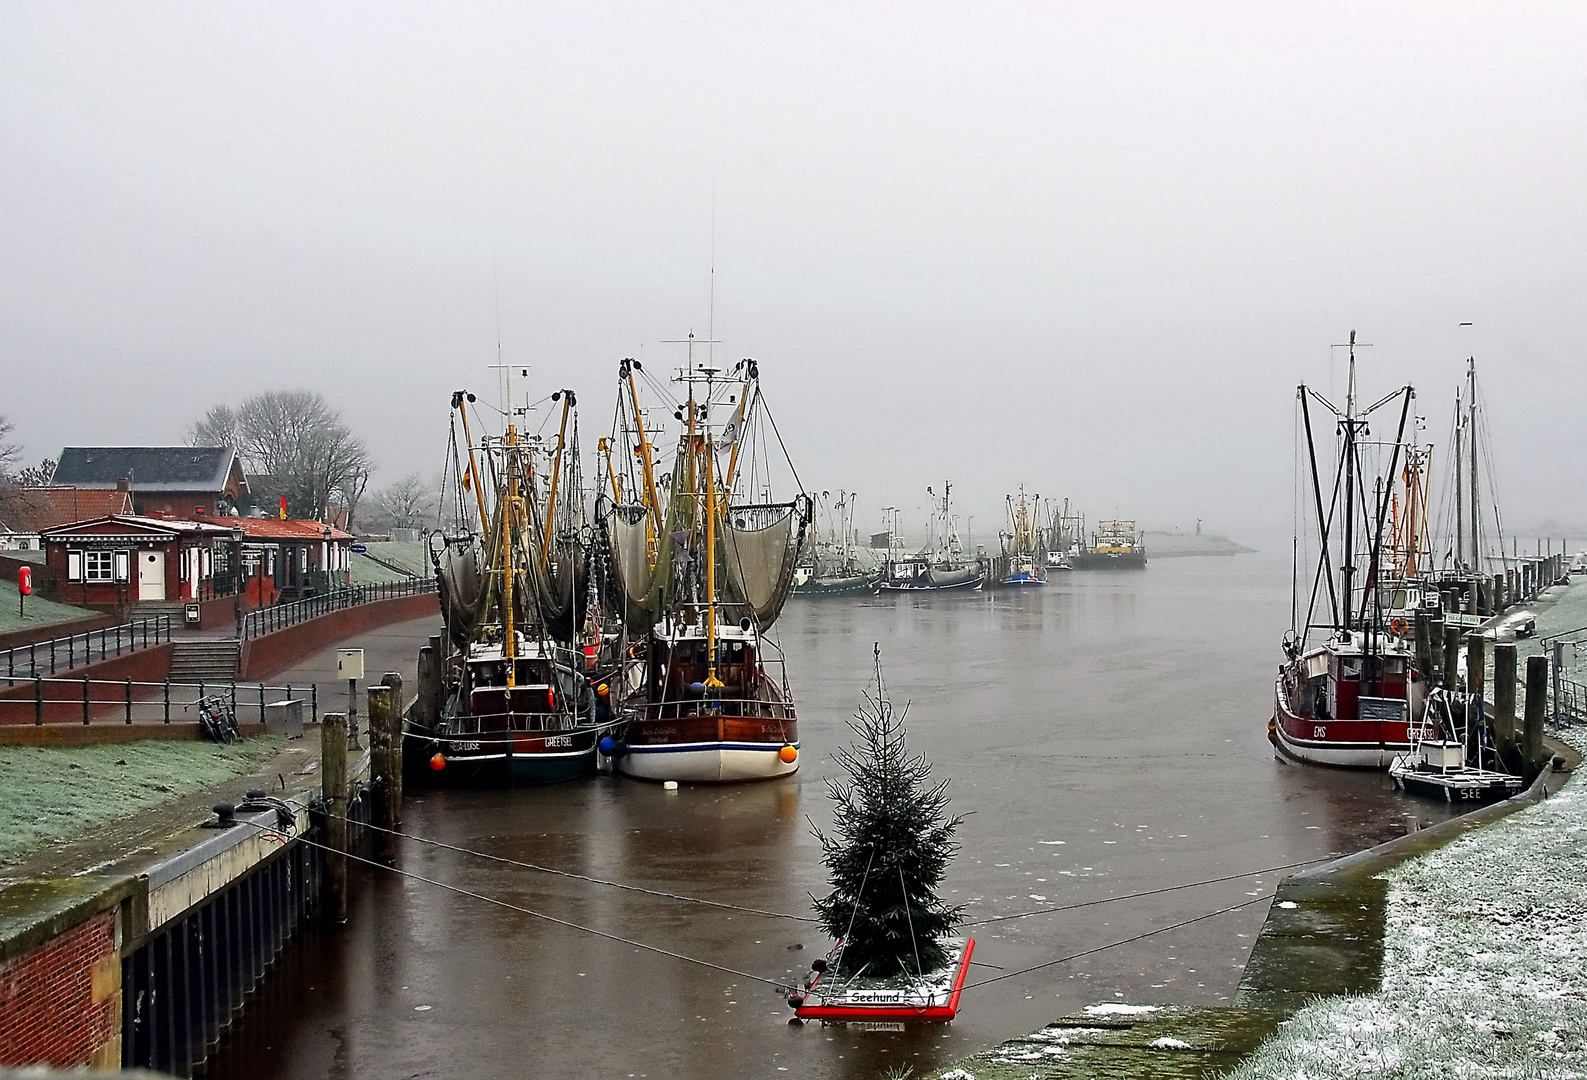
[[1271, 332, 1429, 768]]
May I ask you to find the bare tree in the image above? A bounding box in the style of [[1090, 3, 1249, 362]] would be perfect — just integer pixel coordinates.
[[369, 472, 438, 531], [17, 459, 56, 486], [0, 415, 19, 478], [193, 392, 373, 521], [187, 405, 240, 450]]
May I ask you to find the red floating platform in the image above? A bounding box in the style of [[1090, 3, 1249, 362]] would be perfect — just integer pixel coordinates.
[[794, 938, 975, 1023]]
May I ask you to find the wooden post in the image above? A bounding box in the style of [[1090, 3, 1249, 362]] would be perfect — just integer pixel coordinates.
[[1524, 655, 1548, 778], [418, 637, 442, 726], [380, 670, 404, 833], [1492, 641, 1518, 770], [1443, 625, 1462, 691], [1414, 613, 1433, 682], [1464, 631, 1486, 704], [367, 686, 394, 859], [321, 710, 349, 925]]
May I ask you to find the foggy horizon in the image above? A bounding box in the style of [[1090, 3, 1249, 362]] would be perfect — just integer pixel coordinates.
[[4, 4, 1584, 541]]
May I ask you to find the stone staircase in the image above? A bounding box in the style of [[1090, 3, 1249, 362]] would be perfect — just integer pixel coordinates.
[[168, 639, 241, 684]]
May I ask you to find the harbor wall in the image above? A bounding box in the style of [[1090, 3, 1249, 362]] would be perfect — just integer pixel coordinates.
[[0, 644, 175, 726], [0, 908, 122, 1069], [238, 592, 438, 679]]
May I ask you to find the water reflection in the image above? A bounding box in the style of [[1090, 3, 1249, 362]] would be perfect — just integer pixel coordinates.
[[207, 557, 1458, 1080]]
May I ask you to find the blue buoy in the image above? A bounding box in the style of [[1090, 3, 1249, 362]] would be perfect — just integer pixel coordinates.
[[689, 681, 706, 694], [599, 736, 616, 756]]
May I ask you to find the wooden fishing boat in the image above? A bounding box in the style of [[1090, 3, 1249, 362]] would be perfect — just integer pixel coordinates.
[[601, 349, 811, 783], [992, 487, 1046, 587]]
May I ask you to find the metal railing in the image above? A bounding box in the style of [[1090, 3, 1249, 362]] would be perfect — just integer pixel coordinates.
[[1, 616, 173, 680], [1554, 675, 1587, 728], [242, 577, 435, 639], [0, 675, 320, 727]]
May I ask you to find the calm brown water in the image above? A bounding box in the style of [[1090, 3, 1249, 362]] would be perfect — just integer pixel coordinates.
[[207, 556, 1452, 1080]]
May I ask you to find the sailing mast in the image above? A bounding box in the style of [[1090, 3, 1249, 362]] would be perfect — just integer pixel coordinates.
[[1468, 356, 1480, 573], [1454, 389, 1464, 570]]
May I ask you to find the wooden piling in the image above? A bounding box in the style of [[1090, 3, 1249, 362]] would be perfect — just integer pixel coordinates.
[[1443, 625, 1462, 690], [418, 636, 442, 726], [321, 710, 349, 925], [1524, 654, 1548, 777], [380, 671, 404, 831], [1492, 641, 1518, 769], [1414, 613, 1433, 681], [367, 686, 395, 859], [1464, 631, 1486, 702]]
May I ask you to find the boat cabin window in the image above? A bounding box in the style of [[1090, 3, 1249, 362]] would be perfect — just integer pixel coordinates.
[[1337, 657, 1362, 681]]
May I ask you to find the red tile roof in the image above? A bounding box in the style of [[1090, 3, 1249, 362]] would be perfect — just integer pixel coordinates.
[[4, 487, 134, 533], [224, 518, 355, 542]]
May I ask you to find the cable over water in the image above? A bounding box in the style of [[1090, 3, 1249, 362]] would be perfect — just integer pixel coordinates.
[[242, 820, 794, 990]]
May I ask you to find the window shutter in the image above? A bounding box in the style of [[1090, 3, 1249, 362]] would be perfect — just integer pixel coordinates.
[[115, 550, 130, 582], [68, 550, 83, 582]]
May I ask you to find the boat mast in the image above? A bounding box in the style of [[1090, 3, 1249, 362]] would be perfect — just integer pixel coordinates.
[[1454, 389, 1464, 570], [1339, 332, 1359, 634], [702, 367, 723, 691], [621, 359, 664, 552], [541, 390, 574, 570], [503, 424, 518, 686], [453, 391, 490, 535], [1469, 356, 1480, 574]]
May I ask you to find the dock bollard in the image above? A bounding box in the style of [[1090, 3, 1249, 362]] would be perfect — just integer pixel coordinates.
[[322, 710, 350, 925], [1493, 642, 1518, 771], [1524, 655, 1548, 780]]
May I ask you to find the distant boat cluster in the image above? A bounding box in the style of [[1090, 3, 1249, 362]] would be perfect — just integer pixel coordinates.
[[794, 486, 1146, 596]]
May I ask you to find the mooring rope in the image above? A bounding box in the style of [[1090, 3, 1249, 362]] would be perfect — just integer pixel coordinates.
[[340, 815, 815, 922], [959, 857, 1329, 928], [240, 820, 793, 989], [959, 892, 1276, 991]]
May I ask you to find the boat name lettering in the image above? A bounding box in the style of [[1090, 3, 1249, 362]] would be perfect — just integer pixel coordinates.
[[454, 741, 481, 751], [544, 734, 572, 748], [1313, 726, 1326, 739]]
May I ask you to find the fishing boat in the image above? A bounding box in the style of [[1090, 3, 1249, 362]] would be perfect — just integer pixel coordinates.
[[992, 487, 1045, 587], [406, 385, 619, 786], [1389, 687, 1523, 802], [794, 490, 881, 595], [1045, 499, 1083, 571], [877, 484, 988, 592], [601, 348, 812, 783], [1272, 332, 1428, 769], [1071, 518, 1147, 569]]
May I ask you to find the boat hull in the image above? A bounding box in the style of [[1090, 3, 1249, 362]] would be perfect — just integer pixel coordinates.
[[794, 573, 878, 596], [618, 713, 799, 783], [1270, 679, 1411, 769], [403, 727, 600, 786], [1071, 551, 1147, 569]]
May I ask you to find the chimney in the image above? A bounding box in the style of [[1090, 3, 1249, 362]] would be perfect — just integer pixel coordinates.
[[116, 478, 131, 492]]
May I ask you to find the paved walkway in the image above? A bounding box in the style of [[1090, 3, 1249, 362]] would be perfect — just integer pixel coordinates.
[[264, 614, 442, 715]]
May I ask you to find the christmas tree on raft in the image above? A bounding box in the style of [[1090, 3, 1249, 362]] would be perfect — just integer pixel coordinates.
[[812, 645, 965, 978]]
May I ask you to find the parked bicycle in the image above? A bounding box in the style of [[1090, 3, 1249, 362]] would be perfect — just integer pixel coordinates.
[[186, 695, 241, 744]]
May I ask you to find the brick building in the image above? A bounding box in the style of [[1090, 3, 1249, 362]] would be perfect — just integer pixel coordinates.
[[51, 447, 248, 518], [40, 515, 241, 609]]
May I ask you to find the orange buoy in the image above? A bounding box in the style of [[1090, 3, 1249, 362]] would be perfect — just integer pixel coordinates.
[[596, 683, 610, 698], [429, 753, 447, 771], [779, 744, 798, 764]]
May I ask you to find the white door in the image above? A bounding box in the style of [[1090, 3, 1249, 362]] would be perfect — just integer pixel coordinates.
[[138, 551, 166, 601]]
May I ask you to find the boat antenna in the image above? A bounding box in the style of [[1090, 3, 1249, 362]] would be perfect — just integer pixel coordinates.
[[708, 181, 716, 367]]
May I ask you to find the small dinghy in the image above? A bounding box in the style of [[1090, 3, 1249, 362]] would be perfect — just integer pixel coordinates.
[[1389, 687, 1523, 804]]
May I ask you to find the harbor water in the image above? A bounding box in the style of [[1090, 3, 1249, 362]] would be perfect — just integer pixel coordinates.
[[206, 554, 1457, 1080]]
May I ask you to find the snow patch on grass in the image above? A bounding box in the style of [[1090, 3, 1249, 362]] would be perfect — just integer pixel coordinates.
[[1083, 1003, 1158, 1016], [1229, 783, 1587, 1079]]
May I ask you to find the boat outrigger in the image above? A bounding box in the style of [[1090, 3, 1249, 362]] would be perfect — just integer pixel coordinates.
[[992, 487, 1046, 587], [600, 347, 812, 783], [877, 483, 988, 592]]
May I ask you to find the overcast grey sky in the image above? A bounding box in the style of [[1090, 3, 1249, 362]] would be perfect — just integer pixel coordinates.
[[2, 3, 1583, 541]]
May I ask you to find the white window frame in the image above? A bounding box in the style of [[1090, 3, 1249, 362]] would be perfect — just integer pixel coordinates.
[[114, 550, 130, 582], [84, 550, 115, 583]]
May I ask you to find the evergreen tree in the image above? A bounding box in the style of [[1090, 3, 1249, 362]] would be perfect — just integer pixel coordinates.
[[812, 647, 965, 977]]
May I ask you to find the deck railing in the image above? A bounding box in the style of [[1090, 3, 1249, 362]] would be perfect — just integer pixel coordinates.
[[0, 675, 319, 726], [242, 577, 435, 639], [1, 616, 173, 680]]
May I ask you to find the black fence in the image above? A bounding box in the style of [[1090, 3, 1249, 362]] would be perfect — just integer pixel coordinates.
[[1, 616, 172, 679], [0, 676, 318, 726], [241, 577, 435, 640]]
